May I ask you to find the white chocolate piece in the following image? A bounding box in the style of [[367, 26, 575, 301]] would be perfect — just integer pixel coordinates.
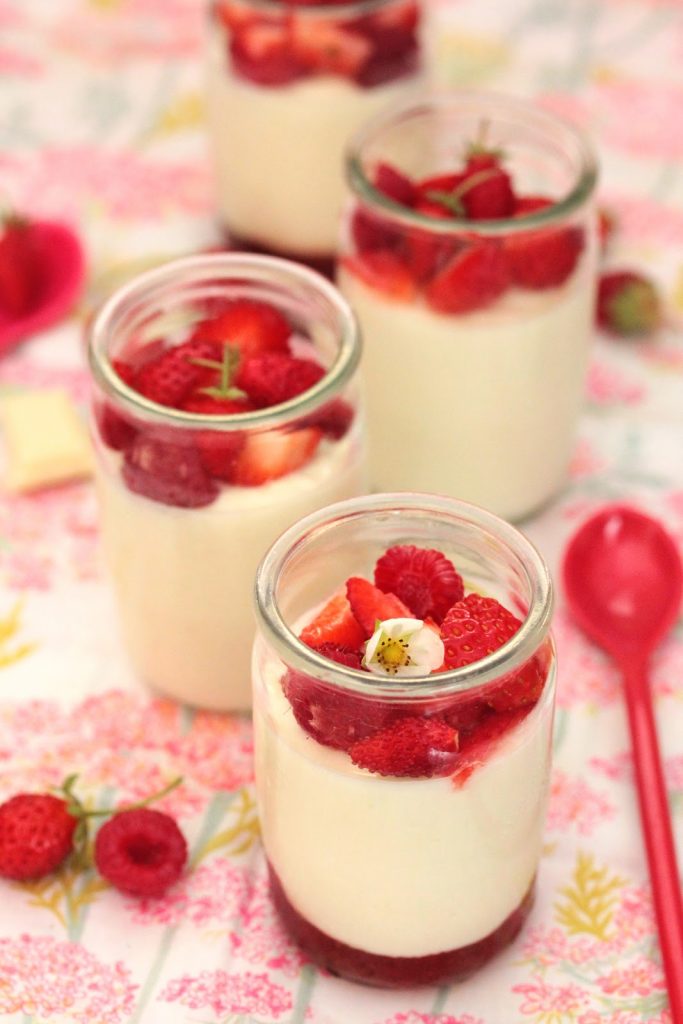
[[1, 389, 93, 493]]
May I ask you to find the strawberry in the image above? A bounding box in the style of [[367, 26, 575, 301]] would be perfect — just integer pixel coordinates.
[[191, 300, 291, 359], [486, 651, 548, 712], [345, 576, 412, 638], [341, 251, 416, 301], [96, 402, 138, 452], [236, 352, 325, 408], [374, 545, 464, 624], [505, 196, 584, 290], [374, 161, 416, 206], [349, 717, 459, 778], [94, 808, 187, 898], [416, 172, 463, 200], [0, 793, 76, 880], [440, 593, 521, 669], [0, 215, 38, 317], [299, 590, 367, 650], [351, 163, 412, 253], [292, 19, 372, 77], [425, 240, 509, 314], [230, 22, 305, 87], [404, 199, 460, 282], [460, 151, 515, 220], [283, 645, 394, 751], [596, 270, 662, 337], [134, 339, 221, 408], [122, 434, 220, 508], [180, 393, 254, 481], [310, 397, 354, 439], [230, 426, 322, 486], [451, 707, 529, 787]]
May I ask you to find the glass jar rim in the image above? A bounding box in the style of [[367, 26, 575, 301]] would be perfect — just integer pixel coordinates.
[[345, 90, 599, 238], [217, 0, 402, 19], [88, 253, 361, 433], [255, 492, 554, 700]]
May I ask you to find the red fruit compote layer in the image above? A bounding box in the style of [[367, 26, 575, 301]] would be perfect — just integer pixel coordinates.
[[207, 0, 424, 265], [253, 542, 555, 986], [90, 271, 365, 711], [338, 100, 597, 519]]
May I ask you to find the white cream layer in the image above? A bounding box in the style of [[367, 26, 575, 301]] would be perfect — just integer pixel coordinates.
[[253, 647, 554, 957], [206, 36, 422, 256], [337, 265, 595, 521], [97, 429, 367, 711]]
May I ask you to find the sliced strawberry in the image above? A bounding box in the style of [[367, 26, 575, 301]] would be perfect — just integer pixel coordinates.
[[96, 403, 138, 452], [350, 206, 403, 257], [405, 199, 460, 283], [349, 717, 459, 778], [122, 434, 219, 508], [374, 545, 464, 624], [310, 397, 354, 439], [417, 172, 463, 200], [292, 19, 372, 76], [355, 12, 419, 87], [180, 393, 255, 481], [299, 590, 366, 650], [486, 650, 548, 712], [374, 161, 416, 206], [230, 426, 321, 486], [441, 593, 521, 668], [461, 165, 515, 220], [506, 197, 584, 290], [0, 216, 37, 317], [425, 240, 509, 314], [236, 352, 325, 408], [346, 577, 412, 638], [191, 299, 291, 358], [230, 22, 305, 86], [134, 339, 221, 408], [341, 251, 416, 301]]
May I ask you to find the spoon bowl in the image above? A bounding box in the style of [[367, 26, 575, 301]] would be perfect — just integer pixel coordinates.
[[563, 504, 683, 662]]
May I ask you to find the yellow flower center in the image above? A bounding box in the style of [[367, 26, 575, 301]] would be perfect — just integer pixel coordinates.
[[373, 635, 412, 674]]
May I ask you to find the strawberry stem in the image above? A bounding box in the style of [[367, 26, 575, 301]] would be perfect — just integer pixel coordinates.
[[427, 167, 502, 217], [190, 346, 246, 401]]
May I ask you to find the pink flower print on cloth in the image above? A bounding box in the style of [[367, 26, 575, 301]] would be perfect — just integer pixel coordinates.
[[547, 770, 615, 836], [159, 969, 293, 1019], [230, 868, 308, 978], [0, 934, 137, 1021], [129, 857, 251, 927], [513, 976, 590, 1017], [377, 1015, 485, 1024]]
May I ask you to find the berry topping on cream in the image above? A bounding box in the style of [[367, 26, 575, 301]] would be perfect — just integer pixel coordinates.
[[363, 617, 444, 677]]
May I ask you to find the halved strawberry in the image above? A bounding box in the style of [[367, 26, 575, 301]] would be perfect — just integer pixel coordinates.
[[191, 299, 291, 358], [180, 393, 255, 481], [441, 593, 521, 669], [405, 199, 460, 282], [300, 590, 366, 650], [122, 434, 219, 508], [346, 577, 412, 638], [292, 19, 372, 76], [374, 161, 416, 206], [349, 717, 459, 778], [230, 22, 305, 86], [236, 352, 325, 408], [230, 426, 321, 486], [341, 251, 416, 301], [0, 216, 37, 317], [505, 196, 584, 289], [425, 240, 509, 314], [134, 339, 221, 408], [310, 397, 354, 439], [460, 152, 515, 220], [350, 206, 403, 257]]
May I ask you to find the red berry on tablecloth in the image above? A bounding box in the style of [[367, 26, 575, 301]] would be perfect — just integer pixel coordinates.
[[0, 793, 77, 881], [94, 808, 187, 898]]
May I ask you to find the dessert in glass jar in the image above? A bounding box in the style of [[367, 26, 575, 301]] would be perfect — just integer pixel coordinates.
[[338, 91, 599, 520], [206, 0, 425, 273], [253, 492, 555, 986], [88, 253, 366, 711]]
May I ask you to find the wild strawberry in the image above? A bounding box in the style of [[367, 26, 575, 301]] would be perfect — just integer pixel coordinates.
[[440, 593, 521, 669], [0, 793, 77, 881], [341, 251, 417, 300], [346, 576, 411, 638], [94, 808, 187, 898], [0, 215, 37, 316], [230, 426, 322, 486], [122, 434, 219, 508], [191, 300, 291, 359], [374, 545, 464, 624], [425, 240, 509, 314], [180, 393, 254, 481], [135, 339, 220, 408], [299, 590, 367, 650], [505, 196, 584, 290], [236, 352, 325, 408], [349, 717, 459, 778], [597, 270, 662, 337]]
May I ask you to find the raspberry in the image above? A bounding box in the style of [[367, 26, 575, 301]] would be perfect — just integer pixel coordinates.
[[374, 545, 464, 624], [349, 717, 459, 778], [94, 808, 187, 898], [0, 793, 77, 881]]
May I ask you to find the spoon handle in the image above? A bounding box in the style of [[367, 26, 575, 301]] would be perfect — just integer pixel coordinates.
[[623, 660, 683, 1021]]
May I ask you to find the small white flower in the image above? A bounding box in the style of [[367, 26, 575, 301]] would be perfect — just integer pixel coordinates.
[[363, 617, 445, 678]]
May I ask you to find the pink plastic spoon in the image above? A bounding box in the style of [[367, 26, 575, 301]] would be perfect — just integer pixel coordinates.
[[563, 505, 683, 1020]]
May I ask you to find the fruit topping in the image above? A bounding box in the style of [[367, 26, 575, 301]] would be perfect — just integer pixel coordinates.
[[122, 435, 220, 508], [135, 338, 221, 408], [597, 270, 662, 337], [0, 793, 77, 881], [341, 251, 417, 301], [440, 593, 521, 669], [236, 352, 325, 407], [374, 544, 464, 624], [425, 240, 509, 314], [94, 808, 187, 898], [230, 426, 322, 486], [451, 708, 529, 787], [346, 576, 411, 637], [349, 717, 459, 778], [310, 397, 355, 439], [505, 196, 584, 290], [191, 299, 291, 358], [299, 590, 367, 650]]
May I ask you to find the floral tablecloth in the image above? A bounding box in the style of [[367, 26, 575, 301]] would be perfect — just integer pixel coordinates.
[[1, 1, 683, 1022]]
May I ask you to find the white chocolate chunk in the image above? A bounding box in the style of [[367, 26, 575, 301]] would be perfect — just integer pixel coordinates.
[[1, 389, 93, 493]]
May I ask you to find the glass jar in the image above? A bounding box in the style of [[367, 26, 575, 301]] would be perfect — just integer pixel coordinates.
[[338, 91, 599, 520], [253, 492, 555, 986], [88, 253, 366, 711], [206, 0, 425, 273]]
